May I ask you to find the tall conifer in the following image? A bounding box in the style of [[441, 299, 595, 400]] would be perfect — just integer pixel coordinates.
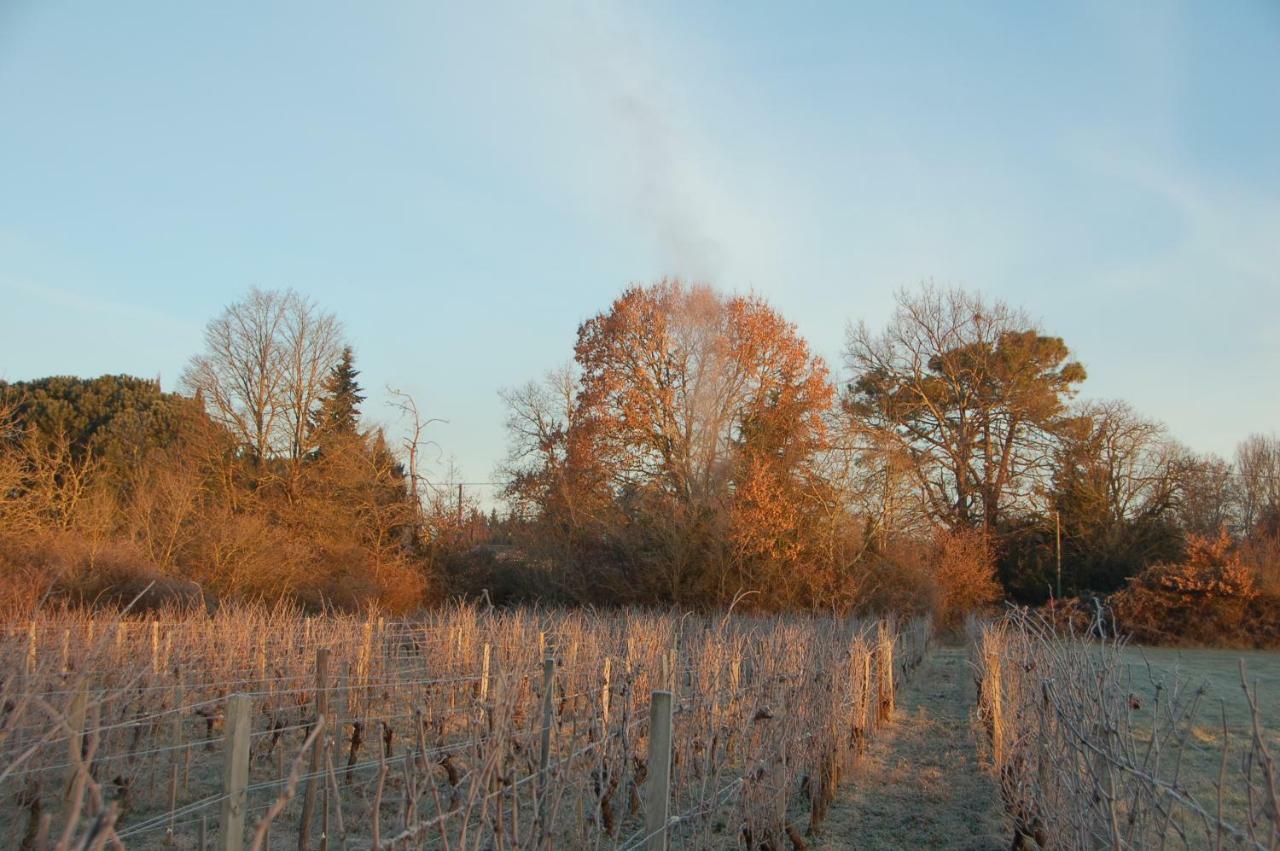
[[313, 345, 365, 439]]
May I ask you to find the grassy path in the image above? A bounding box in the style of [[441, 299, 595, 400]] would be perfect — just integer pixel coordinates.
[[813, 646, 1007, 850]]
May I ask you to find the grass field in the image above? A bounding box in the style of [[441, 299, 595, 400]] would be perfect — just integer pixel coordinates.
[[974, 616, 1280, 849], [1122, 645, 1280, 835]]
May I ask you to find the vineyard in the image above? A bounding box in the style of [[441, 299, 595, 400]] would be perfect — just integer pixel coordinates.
[[972, 613, 1280, 849], [0, 606, 931, 850], [9, 602, 1280, 851]]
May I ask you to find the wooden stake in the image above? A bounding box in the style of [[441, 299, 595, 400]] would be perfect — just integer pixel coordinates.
[[298, 648, 329, 851], [359, 621, 374, 712], [644, 691, 674, 851], [601, 657, 612, 729], [536, 656, 555, 836], [63, 685, 87, 805], [219, 693, 252, 851]]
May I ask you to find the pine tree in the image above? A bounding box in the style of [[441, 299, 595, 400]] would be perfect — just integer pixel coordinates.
[[313, 346, 365, 440]]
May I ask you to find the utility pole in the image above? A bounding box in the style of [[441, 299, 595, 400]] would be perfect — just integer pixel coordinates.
[[457, 483, 464, 543], [1055, 509, 1062, 598]]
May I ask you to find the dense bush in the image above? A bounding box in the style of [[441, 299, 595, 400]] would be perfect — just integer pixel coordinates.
[[931, 528, 1003, 630], [0, 531, 206, 614], [842, 529, 1001, 629], [1110, 529, 1280, 647], [0, 373, 436, 614]]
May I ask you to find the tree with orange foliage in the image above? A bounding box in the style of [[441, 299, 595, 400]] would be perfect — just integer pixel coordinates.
[[510, 280, 834, 606], [930, 527, 1002, 629], [1111, 528, 1271, 645]]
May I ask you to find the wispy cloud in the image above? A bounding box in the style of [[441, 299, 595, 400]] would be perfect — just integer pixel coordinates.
[[1074, 145, 1280, 314], [458, 1, 788, 289], [610, 90, 728, 283], [562, 3, 776, 285], [4, 278, 200, 336]]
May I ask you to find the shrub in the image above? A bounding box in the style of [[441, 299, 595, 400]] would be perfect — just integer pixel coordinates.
[[0, 536, 51, 617], [860, 528, 1002, 629], [1036, 594, 1111, 636], [0, 531, 207, 612], [1110, 528, 1280, 646], [932, 528, 1003, 630], [858, 537, 934, 618]]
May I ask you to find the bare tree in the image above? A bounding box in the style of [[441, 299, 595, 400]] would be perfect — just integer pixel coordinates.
[[1056, 400, 1174, 524], [1236, 433, 1280, 536], [0, 399, 25, 524], [498, 365, 581, 519], [281, 295, 344, 463], [387, 387, 444, 531], [825, 409, 931, 549], [1168, 446, 1238, 537], [18, 428, 99, 534], [182, 287, 343, 468]]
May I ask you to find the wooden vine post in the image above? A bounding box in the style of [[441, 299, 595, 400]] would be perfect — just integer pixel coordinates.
[[988, 652, 1004, 768], [644, 690, 674, 851], [167, 678, 185, 844], [220, 693, 252, 851], [536, 655, 556, 837], [876, 622, 895, 721], [359, 621, 374, 714], [27, 621, 37, 676], [63, 684, 88, 804], [299, 647, 329, 850], [601, 657, 612, 729]]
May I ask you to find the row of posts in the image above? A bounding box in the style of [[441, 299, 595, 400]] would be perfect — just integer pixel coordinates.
[[213, 650, 677, 851], [40, 621, 903, 851], [24, 616, 337, 678]]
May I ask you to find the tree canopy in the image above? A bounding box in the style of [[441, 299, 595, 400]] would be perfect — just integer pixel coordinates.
[[845, 286, 1086, 531], [1, 281, 1275, 616]]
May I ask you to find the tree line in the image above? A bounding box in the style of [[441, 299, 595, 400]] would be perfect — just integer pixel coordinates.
[[0, 289, 442, 611], [489, 280, 1279, 622], [2, 281, 1277, 619]]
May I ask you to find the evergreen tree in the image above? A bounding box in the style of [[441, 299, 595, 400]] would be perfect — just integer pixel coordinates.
[[312, 346, 365, 440]]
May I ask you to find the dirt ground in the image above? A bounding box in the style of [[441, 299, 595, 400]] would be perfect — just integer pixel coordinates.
[[812, 646, 1008, 850]]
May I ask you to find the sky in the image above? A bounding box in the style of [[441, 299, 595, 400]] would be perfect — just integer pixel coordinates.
[[2, 0, 1278, 499]]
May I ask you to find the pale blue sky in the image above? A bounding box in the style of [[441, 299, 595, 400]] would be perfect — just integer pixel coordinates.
[[2, 1, 1278, 492]]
